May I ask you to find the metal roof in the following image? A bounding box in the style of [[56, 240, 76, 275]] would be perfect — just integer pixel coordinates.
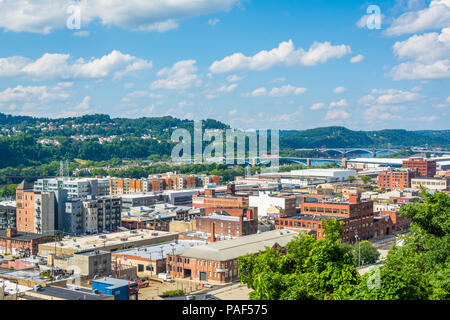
[[174, 230, 297, 261]]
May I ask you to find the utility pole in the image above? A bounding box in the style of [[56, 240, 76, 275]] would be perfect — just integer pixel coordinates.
[[355, 233, 361, 267]]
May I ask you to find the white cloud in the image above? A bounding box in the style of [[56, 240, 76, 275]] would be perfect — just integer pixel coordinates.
[[208, 18, 220, 26], [209, 39, 351, 73], [350, 54, 365, 63], [73, 31, 90, 37], [228, 109, 237, 115], [270, 77, 286, 83], [0, 50, 152, 80], [324, 109, 350, 120], [0, 83, 71, 103], [226, 74, 244, 82], [310, 102, 326, 110], [329, 99, 348, 107], [333, 86, 347, 94], [0, 0, 239, 34], [243, 85, 306, 97], [151, 60, 201, 90], [206, 83, 238, 99], [385, 0, 450, 36], [447, 96, 450, 103], [359, 88, 421, 105], [389, 27, 450, 80]]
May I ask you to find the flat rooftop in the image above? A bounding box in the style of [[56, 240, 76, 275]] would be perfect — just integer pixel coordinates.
[[31, 286, 113, 300], [174, 230, 297, 261], [41, 229, 177, 251], [112, 240, 207, 260], [282, 214, 346, 221]]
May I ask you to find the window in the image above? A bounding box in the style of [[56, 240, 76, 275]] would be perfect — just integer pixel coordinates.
[[138, 264, 144, 272]]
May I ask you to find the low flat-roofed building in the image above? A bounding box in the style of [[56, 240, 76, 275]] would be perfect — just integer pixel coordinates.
[[18, 285, 114, 300], [167, 230, 297, 283], [0, 228, 51, 255], [38, 229, 178, 257], [112, 240, 207, 277], [411, 177, 449, 191]]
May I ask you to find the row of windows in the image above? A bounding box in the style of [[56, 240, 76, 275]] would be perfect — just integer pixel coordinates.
[[304, 207, 348, 214]]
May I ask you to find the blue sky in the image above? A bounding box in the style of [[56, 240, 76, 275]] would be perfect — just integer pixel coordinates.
[[0, 0, 449, 131]]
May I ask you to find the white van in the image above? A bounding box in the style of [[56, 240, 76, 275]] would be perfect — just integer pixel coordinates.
[[158, 273, 175, 282]]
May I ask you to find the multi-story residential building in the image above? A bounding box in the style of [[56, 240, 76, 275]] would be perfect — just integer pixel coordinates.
[[15, 181, 35, 233], [378, 168, 415, 190], [82, 196, 122, 234], [64, 200, 84, 235], [34, 178, 110, 198], [411, 177, 449, 191], [402, 157, 436, 178], [0, 202, 16, 231]]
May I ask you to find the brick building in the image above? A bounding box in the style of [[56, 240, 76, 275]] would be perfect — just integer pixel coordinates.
[[195, 212, 258, 238], [15, 181, 35, 233], [278, 195, 392, 243], [166, 230, 297, 283], [402, 157, 436, 178], [378, 168, 415, 190], [0, 228, 50, 255]]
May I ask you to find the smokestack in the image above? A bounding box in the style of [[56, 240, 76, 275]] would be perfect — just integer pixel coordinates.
[[209, 222, 216, 242]]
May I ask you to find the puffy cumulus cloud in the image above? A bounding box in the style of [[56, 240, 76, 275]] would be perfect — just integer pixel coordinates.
[[359, 88, 421, 105], [393, 28, 450, 63], [0, 50, 152, 81], [329, 99, 348, 107], [151, 60, 202, 90], [206, 83, 238, 99], [209, 40, 351, 73], [350, 54, 365, 63], [0, 83, 72, 103], [333, 86, 347, 94], [385, 0, 450, 36], [389, 27, 450, 80], [324, 109, 350, 120], [226, 74, 244, 82], [310, 102, 326, 110], [58, 96, 92, 118], [0, 0, 239, 34], [242, 85, 306, 97]]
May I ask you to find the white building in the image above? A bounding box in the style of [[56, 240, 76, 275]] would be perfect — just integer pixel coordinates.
[[249, 192, 297, 218], [286, 168, 357, 182], [411, 177, 448, 191]]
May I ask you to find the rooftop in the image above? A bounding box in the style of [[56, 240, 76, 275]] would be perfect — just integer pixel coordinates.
[[41, 229, 177, 251], [173, 230, 297, 261], [112, 240, 207, 260], [30, 285, 113, 300]]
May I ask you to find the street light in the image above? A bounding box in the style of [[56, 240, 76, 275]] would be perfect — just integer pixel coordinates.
[[355, 234, 360, 267]]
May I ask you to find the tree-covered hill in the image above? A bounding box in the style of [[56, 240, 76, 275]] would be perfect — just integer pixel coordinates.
[[280, 126, 450, 148]]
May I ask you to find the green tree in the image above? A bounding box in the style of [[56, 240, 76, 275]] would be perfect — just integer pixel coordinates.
[[352, 241, 380, 267], [238, 218, 361, 300], [350, 190, 450, 300], [347, 176, 356, 183], [360, 175, 371, 184]]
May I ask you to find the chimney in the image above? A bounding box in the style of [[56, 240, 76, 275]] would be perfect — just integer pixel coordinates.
[[6, 228, 17, 238], [349, 195, 361, 204], [209, 222, 216, 242], [227, 183, 236, 195], [239, 214, 244, 236]]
